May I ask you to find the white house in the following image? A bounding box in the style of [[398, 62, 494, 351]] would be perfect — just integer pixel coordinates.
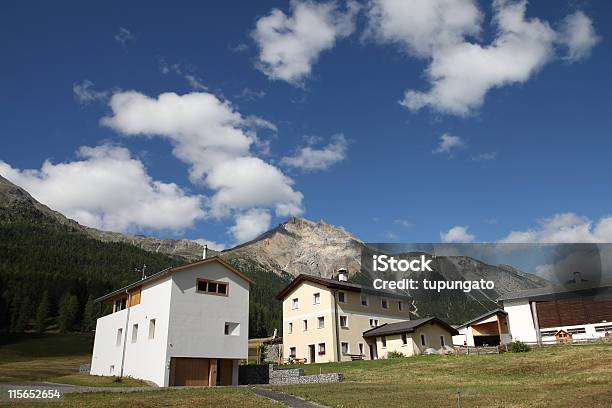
[[452, 309, 511, 347], [90, 256, 253, 387], [499, 282, 612, 344]]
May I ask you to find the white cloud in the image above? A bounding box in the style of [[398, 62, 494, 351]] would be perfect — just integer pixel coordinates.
[[0, 145, 205, 232], [281, 134, 348, 171], [159, 60, 208, 91], [101, 90, 304, 236], [367, 0, 599, 116], [235, 88, 266, 101], [229, 208, 272, 243], [206, 156, 303, 218], [73, 80, 109, 104], [498, 213, 612, 243], [559, 11, 601, 62], [440, 225, 476, 243], [114, 27, 135, 47], [365, 0, 483, 57], [432, 133, 465, 154], [252, 0, 360, 85], [193, 239, 226, 251]]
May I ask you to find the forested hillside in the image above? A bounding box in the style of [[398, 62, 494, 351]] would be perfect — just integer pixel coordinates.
[[0, 188, 287, 337]]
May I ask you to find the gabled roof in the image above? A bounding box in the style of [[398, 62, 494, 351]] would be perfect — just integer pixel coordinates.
[[95, 256, 253, 302], [457, 308, 507, 329], [362, 316, 458, 337], [276, 274, 410, 301]]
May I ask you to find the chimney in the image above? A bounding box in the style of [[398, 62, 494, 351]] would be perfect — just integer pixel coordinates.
[[337, 268, 348, 282], [203, 244, 208, 260]]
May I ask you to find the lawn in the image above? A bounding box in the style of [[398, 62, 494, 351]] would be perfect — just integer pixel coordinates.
[[272, 344, 612, 408], [0, 333, 94, 383], [0, 387, 282, 408]]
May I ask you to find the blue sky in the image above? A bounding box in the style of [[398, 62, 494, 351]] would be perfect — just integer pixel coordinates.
[[1, 0, 611, 249]]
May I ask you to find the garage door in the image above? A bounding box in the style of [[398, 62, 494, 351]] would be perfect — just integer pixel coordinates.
[[170, 358, 210, 386]]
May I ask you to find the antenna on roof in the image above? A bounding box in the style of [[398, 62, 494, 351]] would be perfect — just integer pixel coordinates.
[[135, 264, 147, 280]]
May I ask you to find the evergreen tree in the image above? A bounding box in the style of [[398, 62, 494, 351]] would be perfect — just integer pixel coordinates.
[[35, 291, 50, 332], [81, 296, 97, 332], [58, 294, 79, 333]]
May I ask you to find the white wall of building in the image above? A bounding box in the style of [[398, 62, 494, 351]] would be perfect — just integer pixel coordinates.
[[167, 262, 249, 362], [90, 276, 173, 386], [504, 300, 538, 343]]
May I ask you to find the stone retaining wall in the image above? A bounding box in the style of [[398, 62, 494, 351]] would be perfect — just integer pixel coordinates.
[[239, 364, 344, 385]]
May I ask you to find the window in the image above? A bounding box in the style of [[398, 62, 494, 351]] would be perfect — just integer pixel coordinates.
[[567, 327, 586, 334], [340, 315, 348, 328], [149, 319, 156, 339], [338, 291, 346, 303], [361, 294, 369, 306], [225, 322, 240, 336], [595, 325, 612, 332], [317, 316, 325, 329], [318, 343, 326, 355], [398, 301, 403, 311], [313, 293, 320, 305], [381, 336, 387, 348], [288, 322, 293, 334], [381, 299, 388, 309], [341, 342, 349, 354], [358, 343, 364, 355], [440, 335, 445, 347], [131, 324, 138, 343], [114, 297, 127, 312], [303, 319, 308, 331], [420, 334, 426, 346], [369, 318, 379, 327], [116, 328, 122, 347], [401, 333, 407, 345], [110, 365, 115, 375], [540, 330, 557, 336], [289, 347, 296, 358], [196, 279, 228, 296], [292, 298, 299, 309]]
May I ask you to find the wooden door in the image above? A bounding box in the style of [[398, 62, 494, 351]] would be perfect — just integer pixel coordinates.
[[219, 359, 234, 386], [170, 358, 210, 386]]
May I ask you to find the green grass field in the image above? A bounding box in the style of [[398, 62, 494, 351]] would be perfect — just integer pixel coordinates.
[[273, 343, 612, 408], [2, 333, 611, 407]]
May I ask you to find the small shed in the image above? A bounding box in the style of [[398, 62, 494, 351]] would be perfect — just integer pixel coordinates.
[[555, 329, 572, 343]]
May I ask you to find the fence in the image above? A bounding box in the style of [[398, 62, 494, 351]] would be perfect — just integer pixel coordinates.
[[454, 345, 500, 355]]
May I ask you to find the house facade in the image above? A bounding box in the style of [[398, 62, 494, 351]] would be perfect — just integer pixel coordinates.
[[499, 283, 612, 344], [90, 257, 252, 387], [452, 309, 511, 347], [363, 317, 458, 358], [277, 270, 413, 363]]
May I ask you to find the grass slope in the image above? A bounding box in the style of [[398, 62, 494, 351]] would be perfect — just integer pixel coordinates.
[[273, 344, 612, 408]]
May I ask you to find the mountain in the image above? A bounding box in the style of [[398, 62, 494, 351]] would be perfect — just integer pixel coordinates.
[[0, 175, 283, 336], [0, 174, 549, 327]]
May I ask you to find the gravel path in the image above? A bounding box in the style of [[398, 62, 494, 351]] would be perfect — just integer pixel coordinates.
[[250, 387, 329, 408]]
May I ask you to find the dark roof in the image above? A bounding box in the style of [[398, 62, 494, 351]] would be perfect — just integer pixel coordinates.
[[276, 274, 410, 301], [457, 308, 507, 329], [497, 282, 612, 302], [95, 257, 254, 302], [362, 316, 458, 337]]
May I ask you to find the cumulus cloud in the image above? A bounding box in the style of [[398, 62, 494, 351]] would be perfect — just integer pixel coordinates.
[[559, 11, 601, 62], [367, 0, 599, 116], [114, 27, 135, 47], [73, 80, 109, 104], [0, 145, 205, 232], [498, 213, 612, 243], [281, 134, 348, 171], [252, 0, 360, 85], [229, 208, 272, 242], [101, 90, 304, 241], [432, 133, 465, 154], [440, 225, 476, 243], [193, 239, 226, 251]]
